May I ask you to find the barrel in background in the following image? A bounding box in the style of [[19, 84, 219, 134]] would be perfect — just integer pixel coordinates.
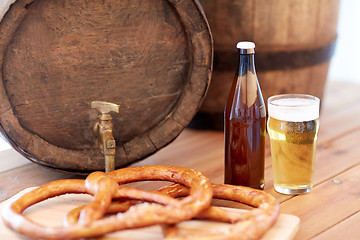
[[189, 0, 340, 130]]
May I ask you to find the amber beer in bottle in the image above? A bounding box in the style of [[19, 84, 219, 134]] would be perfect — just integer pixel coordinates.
[[224, 42, 266, 189]]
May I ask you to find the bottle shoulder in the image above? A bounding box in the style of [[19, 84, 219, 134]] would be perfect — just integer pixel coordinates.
[[225, 97, 266, 121], [225, 80, 265, 111]]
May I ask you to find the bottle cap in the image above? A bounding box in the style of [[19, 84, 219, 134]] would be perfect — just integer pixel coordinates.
[[236, 41, 255, 54]]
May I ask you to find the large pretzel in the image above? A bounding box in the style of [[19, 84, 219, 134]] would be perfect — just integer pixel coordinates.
[[2, 165, 213, 239], [65, 183, 279, 240], [2, 165, 279, 240]]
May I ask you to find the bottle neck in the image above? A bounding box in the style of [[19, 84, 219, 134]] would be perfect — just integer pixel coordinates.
[[237, 51, 256, 77]]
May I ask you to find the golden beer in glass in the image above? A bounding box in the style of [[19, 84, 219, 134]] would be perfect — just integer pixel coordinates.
[[267, 94, 320, 194]]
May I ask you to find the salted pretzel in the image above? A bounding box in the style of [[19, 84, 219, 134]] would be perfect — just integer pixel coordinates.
[[1, 165, 213, 240]]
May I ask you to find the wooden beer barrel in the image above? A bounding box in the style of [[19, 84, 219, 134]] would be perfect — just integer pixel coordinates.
[[0, 0, 213, 173], [190, 0, 339, 130]]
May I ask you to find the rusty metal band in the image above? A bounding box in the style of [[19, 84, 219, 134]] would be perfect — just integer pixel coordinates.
[[214, 38, 337, 72]]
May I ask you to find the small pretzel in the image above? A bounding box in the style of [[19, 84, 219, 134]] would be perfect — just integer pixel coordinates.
[[2, 165, 213, 240], [162, 184, 280, 240]]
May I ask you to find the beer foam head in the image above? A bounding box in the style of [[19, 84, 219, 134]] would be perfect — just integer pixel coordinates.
[[268, 94, 320, 122]]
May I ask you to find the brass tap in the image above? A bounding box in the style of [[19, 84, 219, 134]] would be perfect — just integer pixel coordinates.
[[91, 101, 120, 173]]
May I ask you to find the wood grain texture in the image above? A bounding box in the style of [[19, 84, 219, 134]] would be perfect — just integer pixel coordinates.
[[280, 165, 360, 240], [0, 0, 213, 172], [312, 211, 360, 240], [0, 81, 359, 240], [192, 0, 340, 129]]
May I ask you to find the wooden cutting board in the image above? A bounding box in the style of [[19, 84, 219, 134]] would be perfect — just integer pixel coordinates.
[[0, 188, 300, 240]]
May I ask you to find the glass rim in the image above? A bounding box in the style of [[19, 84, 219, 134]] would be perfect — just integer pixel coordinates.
[[268, 94, 320, 108]]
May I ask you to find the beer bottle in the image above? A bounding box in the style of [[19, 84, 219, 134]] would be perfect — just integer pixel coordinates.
[[224, 41, 266, 189]]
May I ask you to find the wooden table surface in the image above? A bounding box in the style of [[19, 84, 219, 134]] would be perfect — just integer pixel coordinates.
[[0, 81, 359, 240]]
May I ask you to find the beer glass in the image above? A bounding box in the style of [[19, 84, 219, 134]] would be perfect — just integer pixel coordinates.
[[267, 94, 320, 194]]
